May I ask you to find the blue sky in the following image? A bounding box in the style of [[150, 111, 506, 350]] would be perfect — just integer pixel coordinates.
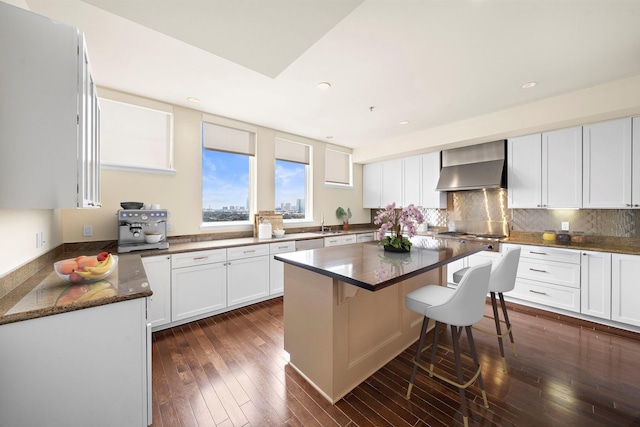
[[202, 150, 305, 210]]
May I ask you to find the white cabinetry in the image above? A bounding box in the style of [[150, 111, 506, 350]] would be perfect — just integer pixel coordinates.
[[580, 251, 612, 320], [583, 117, 635, 208], [402, 155, 421, 206], [171, 249, 227, 322], [503, 244, 581, 312], [142, 255, 171, 328], [362, 159, 405, 208], [227, 244, 270, 307], [356, 232, 375, 243], [446, 250, 500, 288], [421, 152, 447, 209], [270, 241, 296, 295], [0, 298, 150, 427], [0, 3, 100, 209], [324, 234, 357, 247], [611, 254, 640, 326], [508, 127, 582, 208]]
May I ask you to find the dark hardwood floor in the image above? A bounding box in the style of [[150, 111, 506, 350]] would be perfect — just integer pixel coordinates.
[[151, 297, 640, 426]]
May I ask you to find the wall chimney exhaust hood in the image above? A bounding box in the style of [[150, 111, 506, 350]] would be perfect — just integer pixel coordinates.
[[436, 140, 507, 191]]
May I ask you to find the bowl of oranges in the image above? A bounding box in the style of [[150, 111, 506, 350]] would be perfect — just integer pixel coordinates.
[[54, 252, 118, 284]]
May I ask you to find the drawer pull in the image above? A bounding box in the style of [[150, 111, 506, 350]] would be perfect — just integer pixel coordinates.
[[529, 251, 548, 255], [529, 268, 547, 273], [529, 290, 548, 295], [278, 246, 289, 249], [192, 256, 208, 261], [243, 250, 256, 254]]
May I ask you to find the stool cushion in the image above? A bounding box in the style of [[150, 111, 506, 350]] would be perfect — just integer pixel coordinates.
[[405, 285, 455, 316]]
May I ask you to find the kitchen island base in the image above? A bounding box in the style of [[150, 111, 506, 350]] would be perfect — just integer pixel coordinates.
[[283, 263, 442, 403]]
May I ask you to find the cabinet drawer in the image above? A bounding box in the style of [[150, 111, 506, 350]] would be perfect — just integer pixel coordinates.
[[172, 249, 226, 269], [342, 235, 357, 245], [227, 244, 269, 260], [269, 241, 296, 254], [516, 244, 581, 264], [510, 278, 580, 313], [517, 258, 580, 288], [356, 232, 374, 243], [324, 236, 343, 247]]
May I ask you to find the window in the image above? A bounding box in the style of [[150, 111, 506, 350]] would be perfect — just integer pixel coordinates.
[[275, 138, 310, 220], [202, 121, 256, 224], [98, 91, 174, 173], [325, 147, 352, 187]]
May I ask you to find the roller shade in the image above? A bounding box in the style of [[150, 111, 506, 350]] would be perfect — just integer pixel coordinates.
[[325, 149, 351, 185], [275, 138, 310, 164], [203, 122, 255, 156]]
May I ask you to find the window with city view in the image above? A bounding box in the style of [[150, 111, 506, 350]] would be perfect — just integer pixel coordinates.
[[275, 159, 307, 219], [202, 149, 251, 222]]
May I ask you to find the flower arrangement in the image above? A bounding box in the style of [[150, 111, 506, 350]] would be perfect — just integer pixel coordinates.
[[335, 206, 352, 221], [374, 202, 425, 252]]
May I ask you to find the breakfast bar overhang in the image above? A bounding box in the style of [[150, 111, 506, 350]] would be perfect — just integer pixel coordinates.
[[275, 238, 491, 404]]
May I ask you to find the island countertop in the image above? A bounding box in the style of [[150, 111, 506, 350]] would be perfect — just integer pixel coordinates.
[[275, 238, 491, 291]]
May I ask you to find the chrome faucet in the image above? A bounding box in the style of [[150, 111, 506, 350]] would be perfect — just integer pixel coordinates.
[[320, 214, 330, 233]]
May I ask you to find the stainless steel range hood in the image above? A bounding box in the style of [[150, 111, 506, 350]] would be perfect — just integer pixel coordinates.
[[436, 140, 507, 191]]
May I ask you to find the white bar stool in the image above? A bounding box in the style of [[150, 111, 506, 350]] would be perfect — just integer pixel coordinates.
[[405, 262, 492, 427], [453, 247, 521, 372]]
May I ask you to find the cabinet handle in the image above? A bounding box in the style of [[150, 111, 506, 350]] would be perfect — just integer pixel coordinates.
[[529, 290, 548, 295], [277, 246, 289, 249], [193, 256, 208, 261], [243, 250, 256, 254], [529, 268, 547, 273], [529, 251, 547, 255]]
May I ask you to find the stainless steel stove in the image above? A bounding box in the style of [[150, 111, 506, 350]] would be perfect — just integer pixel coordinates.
[[435, 231, 507, 252]]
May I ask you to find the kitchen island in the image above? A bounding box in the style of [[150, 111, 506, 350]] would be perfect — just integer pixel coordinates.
[[275, 238, 491, 403]]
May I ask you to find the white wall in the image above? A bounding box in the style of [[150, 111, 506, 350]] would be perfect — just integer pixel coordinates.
[[0, 209, 61, 277], [354, 74, 640, 163], [60, 92, 367, 243]]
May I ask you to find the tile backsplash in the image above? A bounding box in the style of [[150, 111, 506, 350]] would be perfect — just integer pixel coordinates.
[[419, 189, 640, 238]]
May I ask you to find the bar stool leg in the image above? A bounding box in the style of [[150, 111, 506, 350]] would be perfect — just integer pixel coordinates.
[[499, 292, 517, 356], [451, 325, 469, 427], [429, 321, 442, 374], [406, 316, 430, 399], [465, 326, 489, 409], [490, 292, 507, 372]]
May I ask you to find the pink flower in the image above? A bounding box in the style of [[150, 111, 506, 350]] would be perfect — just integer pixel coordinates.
[[375, 203, 425, 249]]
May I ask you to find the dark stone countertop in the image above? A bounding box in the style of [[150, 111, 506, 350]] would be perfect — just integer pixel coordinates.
[[275, 238, 491, 291]]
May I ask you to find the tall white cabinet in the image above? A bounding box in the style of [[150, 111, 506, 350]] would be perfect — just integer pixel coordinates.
[[508, 127, 582, 208], [0, 3, 100, 209], [582, 117, 635, 208]]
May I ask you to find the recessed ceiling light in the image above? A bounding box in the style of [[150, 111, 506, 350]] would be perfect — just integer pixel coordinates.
[[317, 82, 331, 90], [521, 81, 537, 89], [400, 121, 409, 125], [187, 97, 200, 103]]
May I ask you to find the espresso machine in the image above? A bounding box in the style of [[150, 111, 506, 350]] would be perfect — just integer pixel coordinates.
[[117, 209, 169, 253]]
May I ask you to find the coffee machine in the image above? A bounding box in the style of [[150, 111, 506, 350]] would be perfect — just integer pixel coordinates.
[[117, 209, 169, 253]]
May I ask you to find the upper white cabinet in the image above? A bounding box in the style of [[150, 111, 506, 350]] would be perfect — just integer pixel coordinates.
[[0, 3, 100, 209], [508, 127, 582, 208], [363, 152, 445, 209], [362, 159, 402, 208], [421, 152, 447, 209], [583, 118, 635, 208]]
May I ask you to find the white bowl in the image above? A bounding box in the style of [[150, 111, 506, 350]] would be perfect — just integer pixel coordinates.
[[145, 233, 163, 244], [273, 229, 285, 238]]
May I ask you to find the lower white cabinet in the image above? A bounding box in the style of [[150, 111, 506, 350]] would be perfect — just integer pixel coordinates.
[[270, 241, 296, 295], [0, 298, 150, 427], [580, 250, 612, 319], [171, 249, 227, 322], [446, 250, 500, 288], [227, 244, 270, 307], [142, 255, 171, 328], [611, 253, 640, 326], [356, 232, 375, 243], [324, 234, 358, 247], [503, 243, 581, 313]]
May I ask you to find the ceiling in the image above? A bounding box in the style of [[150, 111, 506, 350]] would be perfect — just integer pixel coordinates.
[[13, 0, 640, 156]]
